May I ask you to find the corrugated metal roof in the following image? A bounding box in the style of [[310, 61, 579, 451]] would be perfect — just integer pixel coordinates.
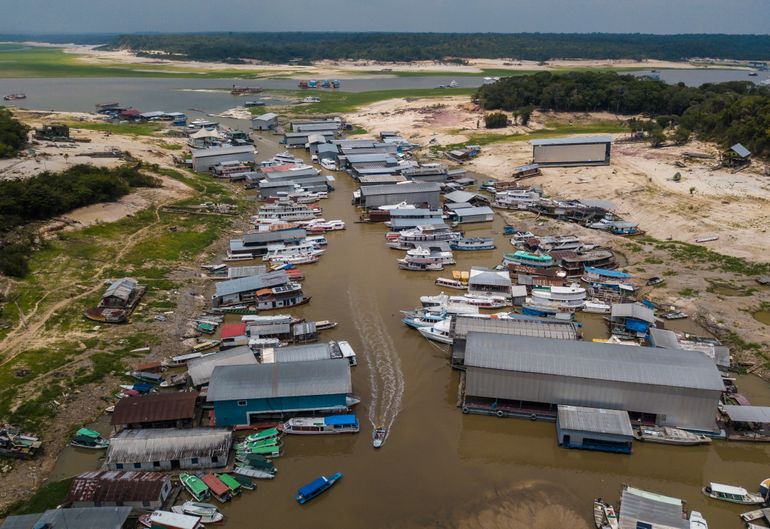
[[253, 112, 277, 121], [346, 153, 395, 163], [188, 346, 257, 386], [453, 206, 494, 217], [388, 208, 441, 218], [730, 143, 751, 158], [0, 508, 132, 529], [103, 277, 138, 301], [619, 486, 687, 529], [221, 323, 247, 339], [206, 359, 351, 402], [722, 405, 770, 423], [247, 322, 291, 335], [453, 315, 579, 341], [67, 471, 169, 503], [228, 265, 267, 278], [191, 145, 255, 159], [273, 343, 331, 363], [611, 303, 656, 324], [530, 136, 612, 146], [215, 271, 289, 298], [242, 228, 307, 244], [469, 267, 511, 287], [464, 333, 725, 391], [444, 190, 477, 203], [359, 175, 407, 184], [557, 405, 633, 436], [360, 182, 442, 196], [649, 328, 681, 349], [389, 218, 446, 228], [105, 428, 232, 465], [111, 392, 198, 426]]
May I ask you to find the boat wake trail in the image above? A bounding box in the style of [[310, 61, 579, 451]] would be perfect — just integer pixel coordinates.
[[348, 289, 405, 434]]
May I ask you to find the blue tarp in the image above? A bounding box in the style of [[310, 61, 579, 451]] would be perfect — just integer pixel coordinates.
[[324, 414, 358, 427], [625, 319, 650, 333], [584, 266, 632, 278]]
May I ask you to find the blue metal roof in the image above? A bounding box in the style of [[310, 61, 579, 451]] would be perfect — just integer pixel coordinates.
[[324, 414, 358, 426], [584, 266, 632, 278]]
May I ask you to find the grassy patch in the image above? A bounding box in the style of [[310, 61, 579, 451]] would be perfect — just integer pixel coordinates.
[[678, 287, 698, 297], [67, 121, 164, 137], [266, 87, 476, 114], [651, 239, 770, 276], [157, 141, 183, 150], [1, 478, 73, 516]]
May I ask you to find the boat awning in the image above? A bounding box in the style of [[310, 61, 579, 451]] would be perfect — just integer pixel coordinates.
[[710, 482, 749, 496], [722, 405, 770, 423], [584, 266, 631, 278], [324, 415, 358, 427]]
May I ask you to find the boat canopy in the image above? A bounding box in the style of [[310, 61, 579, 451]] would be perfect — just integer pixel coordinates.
[[298, 476, 328, 497], [710, 483, 749, 496], [510, 251, 552, 262], [202, 474, 230, 496], [584, 266, 632, 278], [324, 415, 358, 427]]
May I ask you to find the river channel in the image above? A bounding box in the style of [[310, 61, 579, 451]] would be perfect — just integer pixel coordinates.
[[18, 79, 770, 528]]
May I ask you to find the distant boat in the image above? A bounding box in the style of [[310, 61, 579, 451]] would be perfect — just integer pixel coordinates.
[[180, 473, 210, 502], [314, 320, 338, 331], [373, 427, 387, 449], [280, 415, 360, 435], [296, 472, 343, 504], [3, 93, 26, 101], [702, 482, 764, 504], [70, 428, 109, 449]]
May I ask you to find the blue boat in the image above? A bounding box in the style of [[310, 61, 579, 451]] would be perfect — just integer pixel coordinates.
[[296, 472, 342, 504]]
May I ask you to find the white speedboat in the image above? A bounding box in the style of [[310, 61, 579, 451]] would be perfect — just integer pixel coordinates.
[[417, 319, 453, 344]]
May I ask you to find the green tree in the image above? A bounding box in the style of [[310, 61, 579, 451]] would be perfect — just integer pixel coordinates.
[[484, 112, 508, 129]]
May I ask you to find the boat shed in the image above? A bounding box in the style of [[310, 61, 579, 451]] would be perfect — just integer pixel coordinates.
[[358, 174, 407, 186], [462, 333, 724, 431], [191, 145, 256, 172], [315, 143, 340, 162], [104, 428, 232, 471], [110, 391, 199, 430], [610, 303, 656, 336], [66, 471, 173, 513], [450, 206, 495, 224], [556, 405, 633, 454], [649, 328, 730, 370], [618, 486, 688, 529], [283, 131, 335, 147], [261, 342, 331, 364], [206, 359, 352, 426], [467, 267, 512, 299], [444, 190, 480, 204], [188, 346, 257, 387], [0, 507, 132, 529], [358, 182, 442, 209], [530, 136, 612, 167], [450, 314, 579, 368], [251, 112, 278, 131]]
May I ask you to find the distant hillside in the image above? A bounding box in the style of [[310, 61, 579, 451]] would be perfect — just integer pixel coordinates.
[[106, 32, 770, 63]]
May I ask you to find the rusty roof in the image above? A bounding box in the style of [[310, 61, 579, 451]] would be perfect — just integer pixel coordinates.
[[66, 471, 169, 503], [110, 391, 198, 426]]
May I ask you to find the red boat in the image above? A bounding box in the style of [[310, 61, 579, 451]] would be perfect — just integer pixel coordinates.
[[202, 474, 232, 503]]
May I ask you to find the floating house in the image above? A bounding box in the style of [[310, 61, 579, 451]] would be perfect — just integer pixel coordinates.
[[387, 208, 445, 230], [609, 303, 656, 338], [0, 507, 132, 529], [206, 359, 352, 426], [282, 131, 335, 148], [229, 229, 307, 258], [461, 333, 724, 431], [251, 112, 278, 131], [358, 174, 407, 186], [66, 471, 173, 513], [530, 136, 612, 167], [84, 277, 146, 323], [618, 486, 689, 529], [449, 206, 495, 224], [211, 271, 306, 310], [111, 392, 198, 431], [188, 346, 257, 387], [104, 428, 232, 471], [357, 182, 442, 209], [291, 119, 341, 133], [467, 267, 512, 299], [556, 405, 634, 454], [191, 145, 257, 172], [450, 314, 579, 369]]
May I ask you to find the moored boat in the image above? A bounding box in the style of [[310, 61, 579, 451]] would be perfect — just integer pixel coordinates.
[[215, 473, 242, 496], [702, 482, 764, 504], [450, 237, 496, 251], [280, 415, 360, 435], [229, 473, 256, 490], [171, 501, 224, 524], [314, 320, 338, 330], [201, 474, 232, 503], [180, 473, 210, 502], [159, 373, 188, 388], [296, 472, 343, 504], [243, 426, 281, 444], [141, 511, 205, 529], [435, 277, 467, 290], [593, 498, 619, 529], [70, 428, 109, 449], [689, 511, 708, 529], [583, 300, 612, 314], [234, 465, 276, 479], [398, 260, 444, 271], [417, 319, 453, 344], [634, 425, 711, 446]]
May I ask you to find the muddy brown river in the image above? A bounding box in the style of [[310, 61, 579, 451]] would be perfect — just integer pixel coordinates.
[[51, 134, 770, 529]]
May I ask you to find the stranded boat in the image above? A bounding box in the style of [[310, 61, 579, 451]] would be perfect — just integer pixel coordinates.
[[280, 415, 360, 435], [70, 428, 109, 449], [180, 473, 210, 502], [702, 482, 764, 504], [0, 425, 42, 459], [296, 472, 343, 504]]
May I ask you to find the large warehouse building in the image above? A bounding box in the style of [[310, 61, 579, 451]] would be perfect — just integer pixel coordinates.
[[357, 182, 442, 209], [462, 333, 724, 432], [530, 136, 612, 167]]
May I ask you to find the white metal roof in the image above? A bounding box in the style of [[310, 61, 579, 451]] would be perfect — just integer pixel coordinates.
[[557, 405, 633, 436], [722, 405, 770, 423], [619, 486, 687, 529], [530, 135, 612, 146], [710, 483, 749, 495], [188, 346, 257, 386]]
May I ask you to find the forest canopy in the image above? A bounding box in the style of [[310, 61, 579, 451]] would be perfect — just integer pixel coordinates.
[[475, 72, 770, 157], [0, 107, 29, 158], [107, 33, 770, 63]]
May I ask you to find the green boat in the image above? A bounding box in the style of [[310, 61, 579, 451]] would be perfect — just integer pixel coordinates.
[[236, 444, 282, 459], [237, 438, 281, 451], [215, 473, 242, 495], [180, 473, 210, 502], [229, 473, 257, 490], [197, 322, 218, 334], [244, 427, 280, 443], [71, 428, 109, 449]]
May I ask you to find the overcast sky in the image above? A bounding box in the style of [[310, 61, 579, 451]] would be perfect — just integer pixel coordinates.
[[2, 0, 769, 35]]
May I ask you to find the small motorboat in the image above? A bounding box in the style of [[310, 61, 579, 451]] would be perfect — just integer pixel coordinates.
[[373, 427, 387, 449], [159, 373, 188, 388], [314, 320, 338, 331], [171, 501, 224, 524], [662, 311, 688, 320], [229, 473, 257, 490], [142, 511, 204, 529], [434, 277, 467, 290], [296, 472, 343, 504], [70, 428, 109, 449], [702, 482, 764, 504], [593, 498, 619, 529], [180, 473, 210, 502]]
